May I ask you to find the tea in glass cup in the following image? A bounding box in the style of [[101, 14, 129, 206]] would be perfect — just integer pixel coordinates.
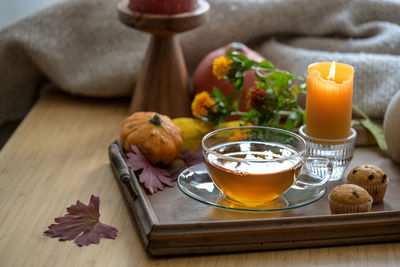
[[202, 126, 331, 206]]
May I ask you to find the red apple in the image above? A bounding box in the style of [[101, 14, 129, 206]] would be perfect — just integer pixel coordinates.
[[128, 0, 198, 15], [193, 42, 265, 114]]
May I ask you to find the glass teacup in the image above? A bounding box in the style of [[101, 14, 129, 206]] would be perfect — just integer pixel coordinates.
[[202, 126, 332, 206]]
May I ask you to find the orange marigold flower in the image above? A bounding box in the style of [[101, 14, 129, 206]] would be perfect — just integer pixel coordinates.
[[248, 87, 267, 108], [191, 91, 216, 117], [212, 56, 233, 80]]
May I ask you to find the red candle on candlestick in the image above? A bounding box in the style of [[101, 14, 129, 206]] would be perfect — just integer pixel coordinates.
[[129, 0, 198, 15]]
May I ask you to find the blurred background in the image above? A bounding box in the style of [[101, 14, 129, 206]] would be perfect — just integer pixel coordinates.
[[0, 0, 63, 29]]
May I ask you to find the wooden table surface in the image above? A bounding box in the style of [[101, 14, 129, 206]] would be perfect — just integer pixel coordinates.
[[0, 92, 399, 267]]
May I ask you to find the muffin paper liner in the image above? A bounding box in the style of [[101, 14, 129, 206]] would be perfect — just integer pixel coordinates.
[[328, 196, 373, 214], [347, 178, 389, 204]]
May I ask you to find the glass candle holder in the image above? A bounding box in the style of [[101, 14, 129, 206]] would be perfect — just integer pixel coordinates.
[[299, 125, 357, 181]]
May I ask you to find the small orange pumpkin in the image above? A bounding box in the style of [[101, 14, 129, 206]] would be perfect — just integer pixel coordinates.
[[120, 112, 184, 166]]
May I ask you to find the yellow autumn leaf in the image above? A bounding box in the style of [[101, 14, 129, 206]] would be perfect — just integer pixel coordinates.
[[214, 120, 253, 130]]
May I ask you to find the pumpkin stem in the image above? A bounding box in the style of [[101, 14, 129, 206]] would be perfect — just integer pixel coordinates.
[[149, 113, 162, 127]]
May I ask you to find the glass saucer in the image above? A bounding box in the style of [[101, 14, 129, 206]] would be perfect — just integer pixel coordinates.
[[177, 163, 327, 212]]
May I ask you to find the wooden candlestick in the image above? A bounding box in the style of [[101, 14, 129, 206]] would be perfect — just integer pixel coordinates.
[[118, 0, 210, 117]]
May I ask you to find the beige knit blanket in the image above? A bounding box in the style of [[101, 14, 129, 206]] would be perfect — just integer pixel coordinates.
[[1, 0, 400, 140]]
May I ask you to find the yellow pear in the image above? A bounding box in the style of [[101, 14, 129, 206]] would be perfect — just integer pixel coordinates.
[[172, 118, 213, 151]]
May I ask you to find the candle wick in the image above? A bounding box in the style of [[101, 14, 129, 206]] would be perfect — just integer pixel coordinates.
[[327, 61, 336, 81]]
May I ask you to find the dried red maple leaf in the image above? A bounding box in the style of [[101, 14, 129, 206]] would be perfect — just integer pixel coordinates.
[[171, 147, 204, 180], [125, 145, 174, 194], [44, 195, 118, 246], [181, 147, 204, 167]]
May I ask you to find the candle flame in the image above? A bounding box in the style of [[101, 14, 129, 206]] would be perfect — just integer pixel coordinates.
[[327, 61, 336, 81]]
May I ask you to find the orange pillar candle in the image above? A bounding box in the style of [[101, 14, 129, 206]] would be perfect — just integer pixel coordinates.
[[306, 62, 354, 140]]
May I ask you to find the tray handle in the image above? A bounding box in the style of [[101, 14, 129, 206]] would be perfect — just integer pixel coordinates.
[[109, 142, 138, 201]]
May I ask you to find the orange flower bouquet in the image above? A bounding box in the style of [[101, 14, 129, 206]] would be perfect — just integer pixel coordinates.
[[191, 50, 306, 130]]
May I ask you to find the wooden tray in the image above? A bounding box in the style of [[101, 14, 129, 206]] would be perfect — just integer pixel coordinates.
[[108, 141, 400, 256]]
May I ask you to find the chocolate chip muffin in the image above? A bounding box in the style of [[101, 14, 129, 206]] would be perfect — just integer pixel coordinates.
[[328, 184, 372, 214], [347, 165, 389, 204]]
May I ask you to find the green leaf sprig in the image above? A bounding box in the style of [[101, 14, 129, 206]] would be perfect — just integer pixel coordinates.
[[206, 50, 306, 130], [352, 106, 388, 151]]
